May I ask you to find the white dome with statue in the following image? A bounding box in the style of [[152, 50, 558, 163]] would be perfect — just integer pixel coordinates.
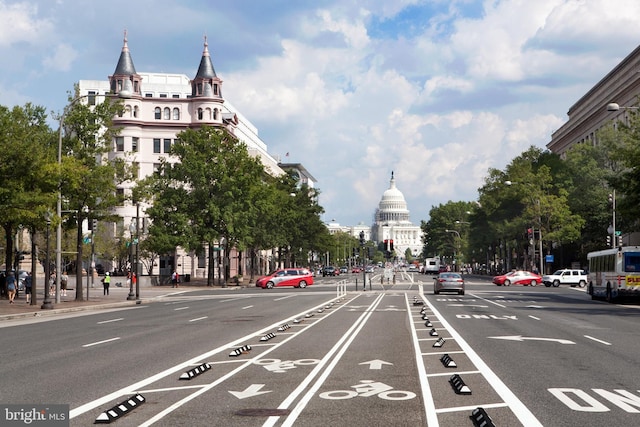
[[375, 171, 411, 224]]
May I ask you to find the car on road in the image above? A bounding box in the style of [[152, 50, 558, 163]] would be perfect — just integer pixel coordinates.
[[322, 266, 339, 277], [339, 266, 348, 274], [256, 268, 314, 289], [351, 267, 362, 273], [542, 269, 588, 287], [493, 270, 542, 286], [365, 265, 375, 273], [434, 272, 465, 295]]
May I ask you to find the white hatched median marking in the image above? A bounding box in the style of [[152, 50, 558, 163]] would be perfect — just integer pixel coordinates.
[[584, 335, 612, 346], [83, 337, 120, 347], [97, 318, 124, 324]]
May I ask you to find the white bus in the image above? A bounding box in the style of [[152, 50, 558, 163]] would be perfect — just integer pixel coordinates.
[[587, 246, 640, 302], [423, 257, 441, 275]]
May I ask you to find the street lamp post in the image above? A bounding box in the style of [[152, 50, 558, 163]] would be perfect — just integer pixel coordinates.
[[445, 229, 461, 271], [135, 203, 141, 303], [127, 221, 136, 300], [41, 212, 53, 310]]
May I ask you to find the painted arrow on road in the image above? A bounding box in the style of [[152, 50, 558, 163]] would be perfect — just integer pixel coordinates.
[[359, 359, 394, 370], [488, 335, 575, 344], [229, 384, 272, 399]]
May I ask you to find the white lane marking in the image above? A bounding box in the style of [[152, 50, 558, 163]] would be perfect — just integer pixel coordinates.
[[436, 402, 509, 413], [242, 305, 253, 310], [528, 315, 541, 320], [275, 295, 296, 301], [97, 318, 124, 324], [82, 337, 120, 347], [270, 293, 386, 427], [584, 335, 612, 346], [189, 316, 207, 322], [408, 290, 439, 427], [423, 295, 544, 426], [71, 297, 341, 419], [174, 306, 189, 311], [468, 292, 507, 308]]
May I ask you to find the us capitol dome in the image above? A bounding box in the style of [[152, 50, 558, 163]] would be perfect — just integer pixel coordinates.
[[371, 172, 423, 260]]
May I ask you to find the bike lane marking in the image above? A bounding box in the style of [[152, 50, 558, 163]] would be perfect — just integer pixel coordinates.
[[69, 296, 346, 420], [418, 287, 543, 426], [263, 293, 386, 427]]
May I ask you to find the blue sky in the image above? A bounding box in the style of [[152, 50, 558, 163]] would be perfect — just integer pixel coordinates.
[[2, 0, 640, 227]]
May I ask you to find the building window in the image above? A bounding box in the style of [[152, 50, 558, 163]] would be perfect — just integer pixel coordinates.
[[116, 136, 125, 152], [198, 108, 203, 120], [153, 163, 161, 175], [159, 93, 167, 98], [133, 106, 139, 118], [154, 107, 161, 119], [145, 93, 153, 97], [163, 108, 170, 120], [164, 138, 171, 153], [132, 162, 139, 179], [172, 94, 180, 99], [153, 138, 161, 153], [213, 109, 218, 120], [88, 91, 96, 106], [173, 108, 180, 120], [213, 84, 218, 95], [132, 137, 139, 153]]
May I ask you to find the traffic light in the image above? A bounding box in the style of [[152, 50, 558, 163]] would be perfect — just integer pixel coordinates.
[[92, 219, 98, 231], [359, 231, 365, 246], [608, 193, 614, 204], [389, 239, 394, 251], [617, 235, 623, 247], [606, 235, 611, 246], [384, 239, 389, 251]]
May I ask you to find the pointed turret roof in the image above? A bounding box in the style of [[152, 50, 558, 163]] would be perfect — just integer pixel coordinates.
[[195, 36, 217, 79], [113, 30, 137, 76]]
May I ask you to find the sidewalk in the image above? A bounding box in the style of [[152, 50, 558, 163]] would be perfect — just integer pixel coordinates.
[[0, 281, 248, 321]]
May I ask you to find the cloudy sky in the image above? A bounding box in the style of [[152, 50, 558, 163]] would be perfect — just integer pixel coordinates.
[[2, 0, 640, 227]]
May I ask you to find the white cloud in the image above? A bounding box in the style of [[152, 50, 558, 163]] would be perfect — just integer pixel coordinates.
[[0, 1, 53, 47], [43, 43, 78, 71]]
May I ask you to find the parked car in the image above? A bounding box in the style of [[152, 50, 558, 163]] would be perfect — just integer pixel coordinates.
[[365, 265, 375, 273], [542, 269, 588, 287], [434, 272, 465, 295], [493, 270, 542, 286], [322, 266, 338, 277], [256, 268, 314, 289], [351, 267, 362, 273], [340, 266, 348, 274]]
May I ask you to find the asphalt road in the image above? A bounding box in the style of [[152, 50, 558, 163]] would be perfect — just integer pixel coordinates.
[[2, 273, 640, 426]]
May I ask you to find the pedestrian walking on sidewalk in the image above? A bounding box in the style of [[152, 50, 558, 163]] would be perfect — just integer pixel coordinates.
[[24, 272, 32, 304], [6, 271, 16, 304], [102, 272, 111, 295], [60, 272, 68, 297], [171, 270, 180, 288]]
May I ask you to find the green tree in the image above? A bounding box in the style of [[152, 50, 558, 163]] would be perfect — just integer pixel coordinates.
[[140, 126, 266, 286], [0, 103, 57, 296], [59, 90, 126, 300]]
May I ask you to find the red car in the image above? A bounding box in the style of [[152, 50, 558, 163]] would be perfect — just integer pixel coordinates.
[[351, 267, 362, 273], [256, 268, 314, 289], [493, 270, 542, 286]]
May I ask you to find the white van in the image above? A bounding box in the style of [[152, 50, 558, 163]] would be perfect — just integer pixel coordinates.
[[424, 257, 441, 274]]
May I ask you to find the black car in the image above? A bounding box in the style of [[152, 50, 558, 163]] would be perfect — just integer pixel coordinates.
[[322, 266, 337, 277]]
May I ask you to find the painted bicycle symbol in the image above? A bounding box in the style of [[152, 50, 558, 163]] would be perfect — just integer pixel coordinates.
[[319, 380, 416, 401]]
